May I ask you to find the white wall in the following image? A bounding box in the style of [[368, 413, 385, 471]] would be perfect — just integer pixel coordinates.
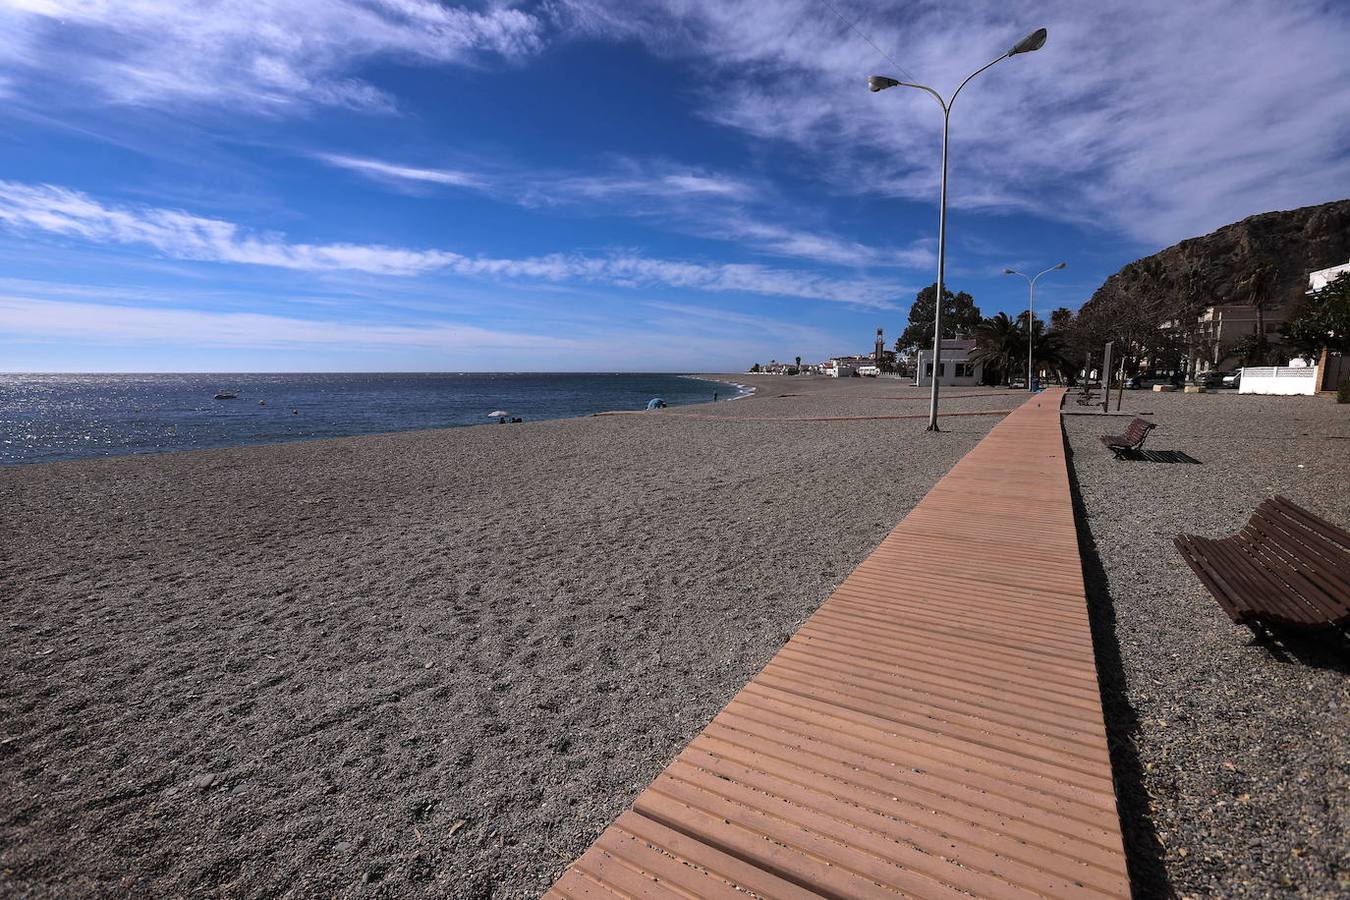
[[1239, 366, 1318, 396]]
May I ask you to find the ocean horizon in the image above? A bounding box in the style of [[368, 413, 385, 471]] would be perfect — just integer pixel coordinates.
[[0, 372, 748, 466]]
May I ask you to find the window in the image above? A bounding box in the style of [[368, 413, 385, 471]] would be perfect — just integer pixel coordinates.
[[925, 362, 933, 377], [954, 363, 972, 377]]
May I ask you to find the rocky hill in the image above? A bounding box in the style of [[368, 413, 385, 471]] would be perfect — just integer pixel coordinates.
[[1081, 198, 1350, 327]]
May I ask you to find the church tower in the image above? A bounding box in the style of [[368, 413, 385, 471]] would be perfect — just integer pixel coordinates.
[[874, 327, 885, 361]]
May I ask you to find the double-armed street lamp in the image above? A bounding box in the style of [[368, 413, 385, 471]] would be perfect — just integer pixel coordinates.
[[1004, 261, 1067, 392], [870, 27, 1048, 431]]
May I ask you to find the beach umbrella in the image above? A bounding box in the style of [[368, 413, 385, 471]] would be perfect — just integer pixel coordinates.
[[488, 410, 509, 418]]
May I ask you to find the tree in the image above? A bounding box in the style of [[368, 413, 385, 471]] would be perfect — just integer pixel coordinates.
[[1230, 334, 1273, 366], [1234, 261, 1278, 366], [969, 312, 1022, 384], [1030, 320, 1073, 383], [896, 284, 981, 354], [1049, 307, 1075, 332], [1281, 272, 1350, 357]]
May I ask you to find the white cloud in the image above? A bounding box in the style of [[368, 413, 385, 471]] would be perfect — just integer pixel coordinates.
[[713, 217, 934, 269], [0, 294, 573, 351], [313, 150, 756, 202], [313, 151, 932, 269], [315, 154, 486, 189], [558, 0, 1350, 247], [0, 293, 854, 370], [542, 167, 757, 203], [0, 180, 904, 306], [0, 0, 547, 112]]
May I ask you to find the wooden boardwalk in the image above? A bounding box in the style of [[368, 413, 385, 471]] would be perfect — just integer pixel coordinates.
[[548, 388, 1130, 899]]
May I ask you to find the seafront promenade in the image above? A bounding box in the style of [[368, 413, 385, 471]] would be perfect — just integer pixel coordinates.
[[549, 388, 1132, 898]]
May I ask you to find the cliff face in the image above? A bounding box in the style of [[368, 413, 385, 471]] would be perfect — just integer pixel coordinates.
[[1083, 198, 1350, 321]]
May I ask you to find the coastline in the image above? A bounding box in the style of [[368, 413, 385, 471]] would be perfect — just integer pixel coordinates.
[[1, 379, 1011, 897], [682, 373, 757, 401], [0, 372, 741, 468], [4, 380, 1343, 896]]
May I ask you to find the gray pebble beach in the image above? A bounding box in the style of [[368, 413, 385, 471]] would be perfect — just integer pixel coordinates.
[[2, 378, 1345, 898]]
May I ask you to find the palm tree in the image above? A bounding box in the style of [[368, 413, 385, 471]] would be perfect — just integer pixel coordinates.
[[1030, 320, 1072, 383], [970, 312, 1023, 384], [1238, 263, 1276, 362]]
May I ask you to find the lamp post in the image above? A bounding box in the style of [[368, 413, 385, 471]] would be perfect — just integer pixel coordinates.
[[870, 27, 1048, 431], [1003, 261, 1066, 392]]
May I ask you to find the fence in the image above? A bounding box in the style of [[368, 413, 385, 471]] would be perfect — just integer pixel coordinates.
[[1239, 366, 1319, 396]]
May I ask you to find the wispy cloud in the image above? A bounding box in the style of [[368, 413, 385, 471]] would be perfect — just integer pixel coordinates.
[[0, 293, 851, 371], [558, 0, 1350, 247], [313, 150, 931, 269], [314, 150, 757, 203], [0, 180, 904, 306], [314, 154, 486, 189], [0, 295, 574, 351], [0, 0, 548, 113], [713, 217, 934, 269]]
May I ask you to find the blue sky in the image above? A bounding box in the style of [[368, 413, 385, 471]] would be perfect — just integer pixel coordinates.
[[0, 0, 1347, 372]]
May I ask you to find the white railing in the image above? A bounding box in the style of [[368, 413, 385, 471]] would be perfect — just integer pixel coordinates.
[[1239, 366, 1318, 395]]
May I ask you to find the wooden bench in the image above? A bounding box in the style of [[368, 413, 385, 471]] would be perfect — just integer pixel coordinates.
[[1174, 496, 1350, 633], [1099, 417, 1155, 458]]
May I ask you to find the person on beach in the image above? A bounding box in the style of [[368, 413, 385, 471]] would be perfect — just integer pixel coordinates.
[[713, 391, 718, 402]]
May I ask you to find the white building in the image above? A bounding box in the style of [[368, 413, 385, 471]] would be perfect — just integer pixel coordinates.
[[1194, 303, 1290, 372], [913, 339, 984, 387], [1309, 259, 1350, 293]]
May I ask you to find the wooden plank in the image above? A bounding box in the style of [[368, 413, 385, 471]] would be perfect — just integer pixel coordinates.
[[546, 389, 1131, 898]]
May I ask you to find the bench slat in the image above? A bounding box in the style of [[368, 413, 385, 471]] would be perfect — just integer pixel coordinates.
[[1200, 539, 1322, 624], [1175, 497, 1350, 630], [1272, 496, 1350, 548], [1243, 517, 1350, 608]]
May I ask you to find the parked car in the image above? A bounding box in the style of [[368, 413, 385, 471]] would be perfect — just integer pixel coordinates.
[[1199, 370, 1231, 388], [1126, 373, 1173, 390], [1222, 369, 1243, 389]]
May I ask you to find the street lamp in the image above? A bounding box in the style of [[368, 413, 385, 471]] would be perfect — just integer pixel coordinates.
[[870, 27, 1048, 430], [1004, 261, 1066, 392]]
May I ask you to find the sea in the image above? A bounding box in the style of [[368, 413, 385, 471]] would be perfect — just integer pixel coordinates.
[[0, 373, 747, 466]]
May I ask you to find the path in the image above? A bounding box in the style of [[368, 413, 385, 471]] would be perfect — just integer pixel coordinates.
[[548, 388, 1130, 898]]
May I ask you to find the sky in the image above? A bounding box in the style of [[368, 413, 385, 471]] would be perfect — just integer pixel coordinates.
[[0, 0, 1347, 372]]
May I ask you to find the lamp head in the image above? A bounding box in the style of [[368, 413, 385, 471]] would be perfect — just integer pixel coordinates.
[[1008, 27, 1048, 56], [868, 75, 901, 92], [1054, 261, 1067, 269], [1002, 268, 1017, 275]]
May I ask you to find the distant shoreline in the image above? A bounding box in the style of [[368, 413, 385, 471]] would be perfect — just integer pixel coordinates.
[[0, 372, 742, 467], [682, 374, 757, 400]]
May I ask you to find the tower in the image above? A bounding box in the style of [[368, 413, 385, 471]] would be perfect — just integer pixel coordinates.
[[874, 327, 885, 361]]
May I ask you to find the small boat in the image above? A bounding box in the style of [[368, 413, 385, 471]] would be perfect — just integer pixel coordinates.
[[214, 390, 239, 400]]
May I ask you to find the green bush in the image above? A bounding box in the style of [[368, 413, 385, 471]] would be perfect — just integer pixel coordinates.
[[1338, 377, 1350, 404]]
